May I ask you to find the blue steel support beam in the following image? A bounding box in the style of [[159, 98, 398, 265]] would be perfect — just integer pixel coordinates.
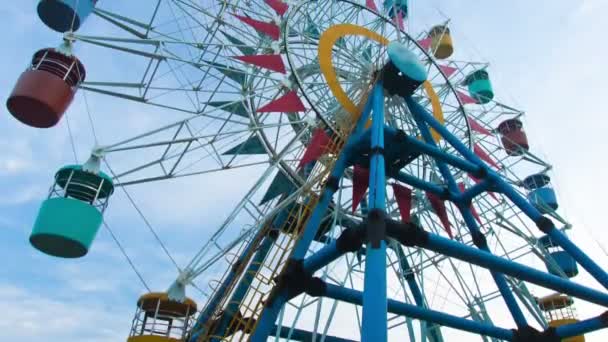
[[249, 87, 377, 342], [554, 313, 608, 338], [394, 171, 445, 195], [272, 325, 358, 342], [405, 95, 608, 290], [392, 243, 443, 342], [424, 233, 608, 307], [406, 96, 528, 328], [302, 239, 342, 273], [361, 81, 388, 342], [324, 283, 514, 341]]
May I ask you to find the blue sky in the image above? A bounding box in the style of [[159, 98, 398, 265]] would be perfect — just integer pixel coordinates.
[[1, 0, 608, 341]]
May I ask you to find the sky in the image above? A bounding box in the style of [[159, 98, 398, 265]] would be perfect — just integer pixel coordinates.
[[1, 0, 608, 341]]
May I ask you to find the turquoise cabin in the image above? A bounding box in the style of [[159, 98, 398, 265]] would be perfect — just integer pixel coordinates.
[[30, 164, 114, 258], [464, 69, 494, 104], [383, 0, 408, 19]]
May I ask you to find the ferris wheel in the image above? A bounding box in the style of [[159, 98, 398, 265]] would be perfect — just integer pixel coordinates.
[[7, 0, 608, 341]]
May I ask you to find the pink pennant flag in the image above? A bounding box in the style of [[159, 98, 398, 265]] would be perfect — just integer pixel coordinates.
[[264, 0, 289, 16], [468, 174, 498, 201], [233, 54, 286, 74], [352, 165, 370, 212], [457, 90, 478, 105], [473, 143, 500, 169], [426, 192, 453, 239], [257, 91, 306, 113], [417, 37, 432, 51], [438, 64, 457, 78], [366, 0, 379, 12], [458, 183, 482, 224], [467, 117, 492, 135], [395, 13, 405, 31], [392, 184, 412, 223], [234, 14, 280, 40], [298, 128, 331, 168]]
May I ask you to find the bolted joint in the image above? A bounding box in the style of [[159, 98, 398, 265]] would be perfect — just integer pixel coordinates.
[[386, 219, 430, 247], [370, 146, 385, 156], [473, 166, 488, 180], [336, 227, 365, 253], [439, 187, 451, 201], [535, 216, 555, 233], [274, 259, 327, 301], [512, 326, 559, 342], [366, 209, 387, 249], [471, 231, 487, 248], [600, 311, 608, 326], [325, 176, 340, 192]]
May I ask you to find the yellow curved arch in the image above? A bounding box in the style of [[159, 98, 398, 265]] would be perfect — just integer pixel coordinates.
[[318, 24, 445, 142]]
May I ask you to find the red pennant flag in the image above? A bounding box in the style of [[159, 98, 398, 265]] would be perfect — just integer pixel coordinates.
[[352, 165, 370, 213], [233, 55, 286, 73], [257, 91, 306, 113], [264, 0, 289, 16], [366, 0, 379, 12], [298, 128, 331, 168], [468, 173, 498, 201], [234, 14, 280, 40], [438, 64, 457, 78], [467, 117, 492, 135], [417, 37, 432, 51], [426, 192, 453, 238], [457, 90, 478, 105], [473, 143, 500, 169], [392, 184, 412, 222], [458, 183, 482, 224]]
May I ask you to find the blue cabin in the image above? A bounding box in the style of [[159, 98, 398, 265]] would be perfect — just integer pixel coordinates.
[[383, 0, 408, 19], [523, 173, 558, 214], [538, 235, 579, 278], [464, 69, 494, 104], [37, 0, 99, 32]]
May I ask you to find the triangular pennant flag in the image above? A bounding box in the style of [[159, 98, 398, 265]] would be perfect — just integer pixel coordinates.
[[417, 37, 432, 51], [223, 135, 266, 155], [473, 143, 500, 169], [205, 60, 246, 85], [438, 64, 457, 78], [426, 192, 453, 238], [260, 171, 296, 204], [366, 0, 379, 12], [458, 183, 482, 224], [257, 91, 306, 113], [392, 184, 412, 223], [457, 90, 478, 105], [264, 0, 289, 16], [394, 13, 405, 30], [467, 117, 492, 135], [233, 54, 286, 73], [220, 30, 255, 56], [468, 173, 498, 201], [234, 14, 280, 40], [205, 101, 249, 117], [352, 165, 370, 213], [298, 128, 331, 168]]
